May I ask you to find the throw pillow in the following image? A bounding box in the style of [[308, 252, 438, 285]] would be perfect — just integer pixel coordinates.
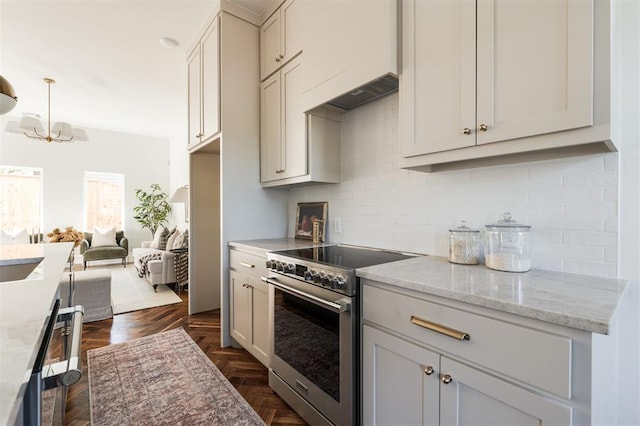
[[171, 229, 189, 250], [166, 229, 180, 252], [91, 227, 117, 247], [150, 226, 170, 250], [0, 228, 30, 245]]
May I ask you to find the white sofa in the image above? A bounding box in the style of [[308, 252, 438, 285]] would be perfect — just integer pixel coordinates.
[[132, 241, 176, 290]]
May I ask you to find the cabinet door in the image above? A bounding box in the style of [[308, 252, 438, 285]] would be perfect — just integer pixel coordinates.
[[362, 325, 439, 426], [280, 57, 307, 180], [281, 0, 303, 64], [401, 0, 476, 157], [440, 357, 572, 425], [230, 270, 250, 347], [201, 18, 220, 142], [249, 276, 269, 366], [260, 73, 282, 182], [187, 45, 201, 148], [260, 10, 281, 81], [475, 0, 593, 145]]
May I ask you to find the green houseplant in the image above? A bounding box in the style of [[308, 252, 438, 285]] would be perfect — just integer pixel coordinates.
[[133, 184, 172, 237]]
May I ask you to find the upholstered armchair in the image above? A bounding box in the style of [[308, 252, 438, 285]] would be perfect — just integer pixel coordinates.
[[80, 231, 128, 269]]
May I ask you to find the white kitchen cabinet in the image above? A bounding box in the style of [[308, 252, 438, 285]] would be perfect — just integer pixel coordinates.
[[260, 56, 307, 182], [362, 283, 589, 425], [230, 249, 270, 367], [187, 17, 220, 150], [260, 55, 341, 187], [260, 0, 303, 81], [363, 325, 571, 426], [400, 0, 617, 172]]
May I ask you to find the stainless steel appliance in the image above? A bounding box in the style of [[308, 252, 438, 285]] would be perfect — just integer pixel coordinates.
[[262, 244, 413, 426]]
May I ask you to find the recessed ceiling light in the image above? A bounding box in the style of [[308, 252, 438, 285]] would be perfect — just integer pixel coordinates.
[[159, 37, 179, 49]]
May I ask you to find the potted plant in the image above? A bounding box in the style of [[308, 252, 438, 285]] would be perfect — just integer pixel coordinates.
[[133, 184, 172, 237]]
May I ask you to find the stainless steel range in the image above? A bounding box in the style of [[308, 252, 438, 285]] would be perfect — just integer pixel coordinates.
[[261, 244, 413, 426]]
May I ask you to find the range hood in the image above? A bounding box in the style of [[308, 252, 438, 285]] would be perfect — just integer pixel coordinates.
[[325, 74, 398, 111]]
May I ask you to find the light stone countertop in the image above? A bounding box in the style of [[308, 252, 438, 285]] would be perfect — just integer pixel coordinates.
[[0, 242, 73, 426], [229, 238, 326, 257], [356, 255, 632, 335]]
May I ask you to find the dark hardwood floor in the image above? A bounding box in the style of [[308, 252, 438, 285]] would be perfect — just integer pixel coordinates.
[[49, 290, 306, 425]]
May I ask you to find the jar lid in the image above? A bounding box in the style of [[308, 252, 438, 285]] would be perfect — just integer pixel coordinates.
[[449, 220, 479, 233], [485, 212, 531, 230]]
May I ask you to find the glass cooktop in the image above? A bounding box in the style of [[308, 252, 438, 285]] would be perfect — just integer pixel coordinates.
[[272, 245, 414, 270]]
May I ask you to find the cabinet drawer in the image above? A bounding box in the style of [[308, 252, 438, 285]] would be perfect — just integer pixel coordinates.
[[363, 285, 572, 399], [230, 250, 267, 278]]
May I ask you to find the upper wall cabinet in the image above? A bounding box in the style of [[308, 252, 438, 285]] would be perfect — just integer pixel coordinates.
[[400, 0, 618, 172], [260, 0, 304, 81], [301, 0, 397, 112], [188, 17, 220, 150]]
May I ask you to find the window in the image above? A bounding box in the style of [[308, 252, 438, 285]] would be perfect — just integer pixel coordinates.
[[84, 172, 125, 231], [0, 166, 43, 233]]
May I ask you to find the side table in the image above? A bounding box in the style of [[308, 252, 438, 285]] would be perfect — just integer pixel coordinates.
[[171, 248, 189, 293]]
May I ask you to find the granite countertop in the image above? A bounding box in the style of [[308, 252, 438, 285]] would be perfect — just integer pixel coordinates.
[[357, 255, 631, 335], [0, 242, 73, 426], [229, 238, 325, 256]]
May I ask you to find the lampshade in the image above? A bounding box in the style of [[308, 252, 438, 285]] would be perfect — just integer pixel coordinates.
[[169, 186, 189, 203], [0, 75, 18, 115]]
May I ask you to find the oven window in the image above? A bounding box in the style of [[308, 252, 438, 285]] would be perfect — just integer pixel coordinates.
[[273, 288, 340, 402]]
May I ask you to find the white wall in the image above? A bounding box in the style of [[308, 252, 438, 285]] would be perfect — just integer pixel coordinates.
[[290, 93, 625, 279], [0, 124, 170, 255]]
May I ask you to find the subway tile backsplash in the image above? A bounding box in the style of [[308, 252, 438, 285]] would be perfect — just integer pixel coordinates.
[[290, 93, 619, 278]]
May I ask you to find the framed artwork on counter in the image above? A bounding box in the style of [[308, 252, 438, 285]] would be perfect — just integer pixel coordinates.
[[295, 202, 328, 242]]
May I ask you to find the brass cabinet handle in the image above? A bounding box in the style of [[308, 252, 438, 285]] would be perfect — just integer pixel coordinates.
[[410, 315, 470, 341], [196, 133, 204, 138], [275, 169, 285, 174], [462, 128, 471, 135], [441, 374, 453, 384], [275, 56, 281, 62], [240, 262, 255, 269], [424, 365, 434, 376], [478, 124, 488, 132], [279, 54, 284, 59]]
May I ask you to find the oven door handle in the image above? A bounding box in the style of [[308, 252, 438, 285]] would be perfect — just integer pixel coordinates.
[[43, 305, 84, 389], [261, 276, 343, 313]]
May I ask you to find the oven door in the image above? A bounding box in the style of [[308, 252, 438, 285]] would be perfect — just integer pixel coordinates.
[[264, 274, 355, 426]]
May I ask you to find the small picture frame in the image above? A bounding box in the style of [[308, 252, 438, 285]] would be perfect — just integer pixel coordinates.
[[295, 202, 328, 241]]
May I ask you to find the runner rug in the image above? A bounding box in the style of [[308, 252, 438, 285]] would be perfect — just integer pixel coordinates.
[[87, 328, 265, 425]]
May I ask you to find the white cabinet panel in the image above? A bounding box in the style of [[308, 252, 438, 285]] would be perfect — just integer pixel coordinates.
[[440, 357, 572, 425], [260, 0, 303, 81]]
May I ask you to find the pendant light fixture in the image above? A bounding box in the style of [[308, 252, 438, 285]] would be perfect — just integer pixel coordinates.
[[5, 77, 88, 142], [0, 75, 18, 115]]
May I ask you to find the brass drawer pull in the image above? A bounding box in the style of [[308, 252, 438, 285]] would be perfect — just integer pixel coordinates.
[[410, 315, 470, 341], [240, 262, 255, 268]]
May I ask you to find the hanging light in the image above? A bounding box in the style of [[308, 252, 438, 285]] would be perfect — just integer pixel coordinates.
[[5, 77, 88, 143], [0, 75, 18, 115]]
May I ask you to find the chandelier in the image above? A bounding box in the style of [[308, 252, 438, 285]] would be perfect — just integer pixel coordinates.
[[5, 77, 88, 143]]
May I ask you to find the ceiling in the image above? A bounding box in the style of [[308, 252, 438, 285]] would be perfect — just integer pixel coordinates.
[[0, 0, 271, 140]]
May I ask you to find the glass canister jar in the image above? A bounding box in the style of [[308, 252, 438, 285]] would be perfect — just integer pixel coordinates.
[[484, 212, 532, 272], [448, 221, 480, 265]]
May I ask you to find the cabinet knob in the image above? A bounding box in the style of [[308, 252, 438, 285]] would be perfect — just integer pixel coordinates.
[[279, 54, 284, 59], [478, 124, 488, 132], [196, 133, 204, 138], [275, 56, 281, 62], [462, 128, 471, 135], [441, 374, 453, 384], [424, 365, 434, 376]]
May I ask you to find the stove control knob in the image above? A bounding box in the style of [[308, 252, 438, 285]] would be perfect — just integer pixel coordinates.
[[304, 270, 313, 281], [284, 263, 295, 274], [266, 260, 275, 269], [265, 260, 272, 269], [321, 274, 332, 287], [334, 277, 346, 289], [313, 272, 322, 283], [276, 261, 284, 272]]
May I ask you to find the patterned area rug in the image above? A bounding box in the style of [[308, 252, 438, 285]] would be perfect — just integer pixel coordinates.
[[87, 328, 265, 425]]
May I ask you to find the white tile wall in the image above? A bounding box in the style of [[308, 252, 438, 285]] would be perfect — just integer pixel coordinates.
[[290, 93, 619, 278]]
